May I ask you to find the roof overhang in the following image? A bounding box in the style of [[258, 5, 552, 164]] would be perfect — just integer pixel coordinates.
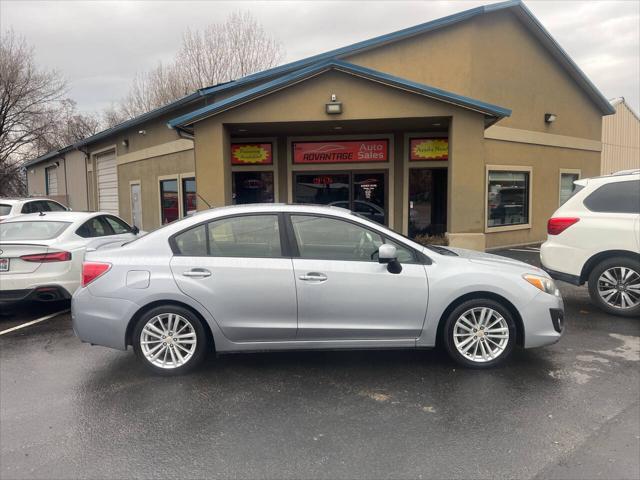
[[168, 60, 511, 130]]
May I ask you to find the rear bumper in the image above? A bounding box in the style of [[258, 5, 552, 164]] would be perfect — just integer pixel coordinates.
[[71, 287, 138, 351], [541, 265, 582, 286], [0, 285, 71, 305]]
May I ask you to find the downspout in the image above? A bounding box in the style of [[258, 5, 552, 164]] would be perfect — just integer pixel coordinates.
[[63, 155, 69, 206], [78, 146, 91, 210]]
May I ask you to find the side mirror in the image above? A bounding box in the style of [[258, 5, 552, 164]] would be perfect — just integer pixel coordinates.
[[131, 225, 140, 235], [378, 244, 403, 274]]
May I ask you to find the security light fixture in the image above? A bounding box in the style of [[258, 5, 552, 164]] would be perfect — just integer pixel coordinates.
[[545, 113, 557, 123], [122, 139, 129, 148], [326, 94, 342, 114], [138, 130, 147, 135]]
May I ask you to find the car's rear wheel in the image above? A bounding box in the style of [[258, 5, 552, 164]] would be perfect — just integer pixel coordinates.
[[588, 257, 640, 317], [132, 305, 207, 375], [443, 299, 517, 368]]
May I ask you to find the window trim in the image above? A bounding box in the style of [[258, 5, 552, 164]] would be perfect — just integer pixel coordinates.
[[485, 165, 533, 233], [157, 172, 195, 226], [284, 212, 429, 264], [169, 212, 290, 259], [558, 169, 581, 207]]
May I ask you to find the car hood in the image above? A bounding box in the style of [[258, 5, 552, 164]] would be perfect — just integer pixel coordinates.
[[441, 247, 547, 275]]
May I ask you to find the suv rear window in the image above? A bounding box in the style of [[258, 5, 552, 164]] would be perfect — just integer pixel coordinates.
[[583, 180, 640, 214]]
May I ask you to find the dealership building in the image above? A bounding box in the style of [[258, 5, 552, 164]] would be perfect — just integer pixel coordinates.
[[25, 0, 614, 250]]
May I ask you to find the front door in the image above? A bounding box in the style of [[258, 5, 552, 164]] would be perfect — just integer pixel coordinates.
[[294, 171, 387, 225], [408, 168, 447, 238], [288, 214, 428, 341], [170, 214, 297, 342], [130, 183, 142, 229]]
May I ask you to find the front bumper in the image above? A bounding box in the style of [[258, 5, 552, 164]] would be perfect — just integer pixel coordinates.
[[522, 290, 565, 348], [71, 287, 139, 351]]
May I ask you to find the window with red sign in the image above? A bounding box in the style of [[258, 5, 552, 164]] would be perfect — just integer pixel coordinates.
[[293, 140, 388, 164], [160, 179, 179, 224]]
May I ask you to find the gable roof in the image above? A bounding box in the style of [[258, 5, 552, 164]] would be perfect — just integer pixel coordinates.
[[610, 97, 640, 122], [195, 0, 614, 116], [168, 59, 512, 129]]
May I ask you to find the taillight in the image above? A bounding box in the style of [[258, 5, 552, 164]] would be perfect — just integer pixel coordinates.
[[82, 262, 111, 287], [20, 251, 72, 262], [547, 217, 580, 235]]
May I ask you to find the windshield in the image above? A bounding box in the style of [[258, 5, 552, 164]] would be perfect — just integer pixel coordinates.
[[0, 221, 71, 241], [0, 204, 12, 216]]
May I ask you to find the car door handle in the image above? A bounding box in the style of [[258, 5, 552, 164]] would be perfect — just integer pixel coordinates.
[[299, 272, 328, 282], [182, 268, 212, 278]]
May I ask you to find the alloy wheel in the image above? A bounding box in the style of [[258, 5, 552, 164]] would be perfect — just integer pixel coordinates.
[[139, 313, 197, 369], [597, 267, 640, 310], [453, 307, 510, 363]]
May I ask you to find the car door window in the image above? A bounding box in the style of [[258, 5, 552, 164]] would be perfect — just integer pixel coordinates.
[[103, 215, 131, 234], [291, 215, 384, 261], [208, 215, 281, 258], [46, 201, 67, 212], [172, 215, 282, 258], [291, 215, 417, 263], [21, 201, 38, 213], [76, 217, 110, 238]]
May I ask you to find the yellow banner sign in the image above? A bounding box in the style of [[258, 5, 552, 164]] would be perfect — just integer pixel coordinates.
[[410, 138, 448, 161]]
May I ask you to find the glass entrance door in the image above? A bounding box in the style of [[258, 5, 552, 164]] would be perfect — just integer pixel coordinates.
[[408, 168, 447, 238], [294, 172, 387, 225]]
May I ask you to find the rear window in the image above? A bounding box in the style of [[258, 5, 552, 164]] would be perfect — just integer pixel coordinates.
[[0, 221, 71, 241], [583, 180, 640, 214], [0, 204, 12, 216]]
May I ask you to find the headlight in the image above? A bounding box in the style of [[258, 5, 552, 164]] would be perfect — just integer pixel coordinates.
[[523, 274, 560, 296]]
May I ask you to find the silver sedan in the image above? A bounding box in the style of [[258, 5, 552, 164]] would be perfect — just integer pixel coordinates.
[[72, 204, 564, 375]]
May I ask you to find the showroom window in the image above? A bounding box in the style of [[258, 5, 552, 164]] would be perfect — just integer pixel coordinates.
[[230, 141, 276, 205], [159, 174, 197, 225], [487, 169, 531, 228], [559, 170, 580, 206]]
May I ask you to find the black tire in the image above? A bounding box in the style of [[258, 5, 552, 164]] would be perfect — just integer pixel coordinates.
[[132, 305, 208, 375], [588, 257, 640, 318], [442, 298, 517, 369]]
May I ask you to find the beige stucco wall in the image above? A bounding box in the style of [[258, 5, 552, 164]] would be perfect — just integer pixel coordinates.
[[26, 152, 88, 210], [117, 149, 195, 230], [601, 101, 640, 174], [345, 10, 603, 141]]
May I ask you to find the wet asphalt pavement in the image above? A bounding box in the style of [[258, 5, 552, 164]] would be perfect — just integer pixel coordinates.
[[1, 247, 638, 479]]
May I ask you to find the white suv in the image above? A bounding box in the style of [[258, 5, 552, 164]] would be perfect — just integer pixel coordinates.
[[541, 171, 640, 317]]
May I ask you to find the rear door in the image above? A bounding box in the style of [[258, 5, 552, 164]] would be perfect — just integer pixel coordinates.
[[288, 214, 428, 341], [170, 214, 298, 342]]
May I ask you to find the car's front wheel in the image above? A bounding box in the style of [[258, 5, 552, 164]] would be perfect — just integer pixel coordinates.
[[588, 257, 640, 317], [443, 299, 517, 368], [132, 305, 207, 375]]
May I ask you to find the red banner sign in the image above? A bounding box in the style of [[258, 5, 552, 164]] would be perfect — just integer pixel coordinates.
[[293, 140, 388, 164], [410, 138, 448, 161], [231, 143, 273, 165]]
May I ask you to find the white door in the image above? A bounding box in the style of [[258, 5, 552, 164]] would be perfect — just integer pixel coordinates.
[[45, 166, 58, 196], [289, 214, 428, 341], [130, 183, 142, 228], [96, 150, 118, 215], [170, 214, 298, 342]]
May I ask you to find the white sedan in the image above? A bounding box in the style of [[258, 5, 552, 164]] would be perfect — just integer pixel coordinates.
[[0, 197, 69, 221], [0, 211, 142, 305]]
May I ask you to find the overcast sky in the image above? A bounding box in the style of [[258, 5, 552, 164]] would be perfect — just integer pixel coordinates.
[[1, 0, 638, 116]]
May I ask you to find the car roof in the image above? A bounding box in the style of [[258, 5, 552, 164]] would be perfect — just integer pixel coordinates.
[[193, 203, 354, 217], [575, 171, 639, 187], [0, 197, 58, 204], [1, 211, 106, 223]]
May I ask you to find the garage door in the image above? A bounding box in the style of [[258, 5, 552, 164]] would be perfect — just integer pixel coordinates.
[[96, 150, 119, 215]]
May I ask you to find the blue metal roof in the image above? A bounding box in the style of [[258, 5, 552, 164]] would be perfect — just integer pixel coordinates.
[[168, 59, 511, 128]]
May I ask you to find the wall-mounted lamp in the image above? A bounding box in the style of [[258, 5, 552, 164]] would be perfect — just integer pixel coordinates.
[[544, 113, 557, 123], [326, 94, 342, 115], [122, 139, 129, 148], [138, 130, 147, 135], [54, 161, 60, 167]]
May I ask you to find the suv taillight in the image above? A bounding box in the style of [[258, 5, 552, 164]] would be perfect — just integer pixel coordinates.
[[82, 262, 111, 287], [20, 251, 71, 262], [547, 217, 580, 235]]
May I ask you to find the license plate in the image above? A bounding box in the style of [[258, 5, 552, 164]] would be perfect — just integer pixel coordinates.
[[0, 258, 8, 272]]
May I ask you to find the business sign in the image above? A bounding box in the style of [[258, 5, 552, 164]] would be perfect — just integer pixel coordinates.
[[410, 138, 448, 161], [231, 143, 273, 165], [293, 140, 388, 164]]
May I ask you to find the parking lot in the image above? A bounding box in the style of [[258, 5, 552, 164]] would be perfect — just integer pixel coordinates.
[[1, 247, 638, 480]]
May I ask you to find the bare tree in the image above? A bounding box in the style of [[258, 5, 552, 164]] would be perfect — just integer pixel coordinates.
[[34, 99, 101, 153], [119, 11, 284, 118], [0, 30, 67, 196]]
